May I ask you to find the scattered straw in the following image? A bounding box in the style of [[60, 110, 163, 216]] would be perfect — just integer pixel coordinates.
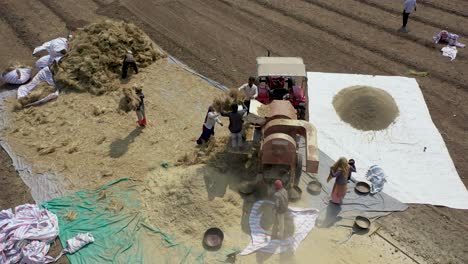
[[105, 198, 124, 212], [17, 82, 56, 107], [257, 104, 270, 117], [408, 70, 429, 77], [63, 210, 78, 221]]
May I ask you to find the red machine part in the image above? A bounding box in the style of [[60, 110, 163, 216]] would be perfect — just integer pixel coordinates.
[[263, 119, 319, 174], [261, 133, 297, 169], [268, 100, 297, 120]]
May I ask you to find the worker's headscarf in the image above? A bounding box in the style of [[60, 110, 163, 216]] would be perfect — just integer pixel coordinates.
[[274, 180, 283, 190]]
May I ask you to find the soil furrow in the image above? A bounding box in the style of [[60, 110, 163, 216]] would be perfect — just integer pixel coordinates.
[[419, 0, 468, 19], [0, 0, 68, 48], [96, 2, 239, 86], [0, 5, 41, 49], [37, 0, 89, 30], [215, 0, 397, 76], [252, 0, 468, 91], [357, 0, 468, 37], [301, 0, 466, 60]]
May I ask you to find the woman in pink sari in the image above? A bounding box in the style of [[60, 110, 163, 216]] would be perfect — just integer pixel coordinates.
[[327, 157, 355, 204]]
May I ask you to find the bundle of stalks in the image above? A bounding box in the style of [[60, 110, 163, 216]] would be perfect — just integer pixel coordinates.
[[119, 86, 141, 112], [212, 88, 246, 112]]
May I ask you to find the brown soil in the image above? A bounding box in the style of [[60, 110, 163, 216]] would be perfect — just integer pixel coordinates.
[[333, 86, 399, 131], [1, 0, 467, 263]]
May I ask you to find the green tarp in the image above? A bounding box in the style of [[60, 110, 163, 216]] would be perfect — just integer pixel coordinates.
[[41, 178, 213, 263]]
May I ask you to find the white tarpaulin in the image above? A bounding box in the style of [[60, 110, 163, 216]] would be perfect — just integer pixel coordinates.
[[307, 72, 468, 209]]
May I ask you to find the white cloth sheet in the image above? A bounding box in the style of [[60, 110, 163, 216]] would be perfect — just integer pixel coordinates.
[[307, 72, 468, 209], [2, 69, 32, 85], [441, 45, 457, 61], [240, 200, 319, 255], [0, 204, 58, 264]]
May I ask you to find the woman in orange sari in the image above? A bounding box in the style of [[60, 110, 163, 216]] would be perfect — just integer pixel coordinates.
[[327, 157, 352, 204]]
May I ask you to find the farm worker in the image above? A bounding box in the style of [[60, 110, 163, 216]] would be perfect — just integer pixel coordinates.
[[197, 106, 223, 145], [327, 157, 356, 204], [221, 104, 247, 151], [135, 86, 146, 127], [399, 0, 417, 33], [122, 50, 138, 79], [272, 180, 289, 239], [238, 76, 258, 112]]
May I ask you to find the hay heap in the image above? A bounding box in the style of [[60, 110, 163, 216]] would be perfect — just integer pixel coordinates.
[[54, 20, 165, 94], [212, 88, 246, 112], [333, 86, 399, 131]]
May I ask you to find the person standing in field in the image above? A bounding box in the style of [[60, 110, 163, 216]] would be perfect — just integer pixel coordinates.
[[399, 0, 417, 33], [122, 50, 138, 79], [272, 180, 289, 239], [135, 87, 146, 127], [327, 157, 355, 204], [197, 106, 223, 145], [238, 76, 258, 112]]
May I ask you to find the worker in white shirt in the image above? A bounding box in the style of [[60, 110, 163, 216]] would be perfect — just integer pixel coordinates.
[[238, 76, 258, 113], [399, 0, 417, 33], [197, 106, 223, 145]]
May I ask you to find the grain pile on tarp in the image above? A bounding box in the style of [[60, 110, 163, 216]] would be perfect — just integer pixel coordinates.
[[54, 20, 164, 94], [212, 88, 246, 112], [333, 86, 399, 131]]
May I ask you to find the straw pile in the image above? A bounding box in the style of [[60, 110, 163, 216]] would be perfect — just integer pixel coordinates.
[[212, 88, 246, 112], [54, 20, 165, 94], [333, 86, 399, 131]]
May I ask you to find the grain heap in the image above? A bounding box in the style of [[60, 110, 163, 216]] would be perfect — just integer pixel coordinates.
[[333, 86, 399, 131]]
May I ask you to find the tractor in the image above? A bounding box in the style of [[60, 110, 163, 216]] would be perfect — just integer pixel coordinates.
[[255, 57, 308, 120], [242, 100, 319, 200]]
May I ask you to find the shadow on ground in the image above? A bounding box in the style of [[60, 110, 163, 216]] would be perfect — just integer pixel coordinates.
[[110, 126, 143, 158]]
